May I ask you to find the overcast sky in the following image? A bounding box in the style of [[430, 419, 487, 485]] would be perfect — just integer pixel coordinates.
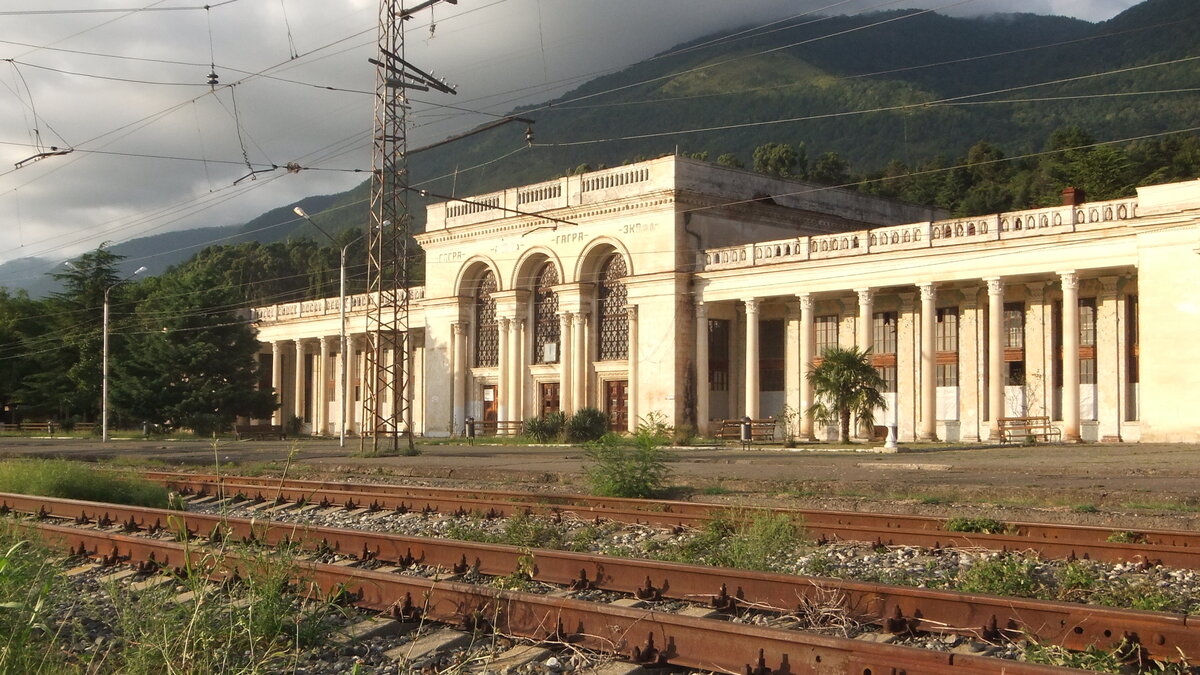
[[0, 0, 1140, 280]]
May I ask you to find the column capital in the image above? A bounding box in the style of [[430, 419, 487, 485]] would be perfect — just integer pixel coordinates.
[[452, 322, 469, 336], [985, 277, 1004, 297], [856, 288, 873, 305], [743, 297, 760, 313], [271, 341, 282, 354], [917, 283, 936, 302], [572, 311, 588, 326], [695, 302, 707, 319], [1025, 282, 1045, 303], [1098, 276, 1120, 298], [625, 305, 638, 321], [498, 317, 512, 331], [559, 310, 573, 324], [797, 293, 814, 311], [899, 291, 916, 313], [1059, 271, 1079, 291]]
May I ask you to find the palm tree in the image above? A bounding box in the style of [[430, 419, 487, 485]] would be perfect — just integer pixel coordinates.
[[807, 346, 887, 443]]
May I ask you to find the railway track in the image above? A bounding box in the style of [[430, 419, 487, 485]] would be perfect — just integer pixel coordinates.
[[3, 490, 1197, 666], [145, 471, 1200, 569]]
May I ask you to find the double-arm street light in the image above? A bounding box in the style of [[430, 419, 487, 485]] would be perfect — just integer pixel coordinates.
[[103, 266, 147, 442], [294, 206, 364, 448]]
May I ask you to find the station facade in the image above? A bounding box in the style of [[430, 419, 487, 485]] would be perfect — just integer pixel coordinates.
[[250, 156, 1200, 443]]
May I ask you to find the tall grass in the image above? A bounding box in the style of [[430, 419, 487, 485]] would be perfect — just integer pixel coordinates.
[[0, 460, 169, 508], [0, 523, 72, 674]]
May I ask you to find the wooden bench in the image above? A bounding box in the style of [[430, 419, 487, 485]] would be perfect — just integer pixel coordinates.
[[471, 420, 523, 436], [716, 418, 777, 442], [15, 421, 56, 433], [234, 424, 285, 441], [997, 416, 1062, 444]]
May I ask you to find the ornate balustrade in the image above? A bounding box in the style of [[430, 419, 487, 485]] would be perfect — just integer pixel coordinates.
[[249, 287, 426, 325], [697, 197, 1138, 271]]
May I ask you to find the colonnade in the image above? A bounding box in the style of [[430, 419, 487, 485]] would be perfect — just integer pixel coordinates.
[[706, 270, 1117, 443]]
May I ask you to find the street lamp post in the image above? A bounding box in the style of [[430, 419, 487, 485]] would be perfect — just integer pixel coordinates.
[[103, 266, 146, 442], [294, 207, 362, 448]]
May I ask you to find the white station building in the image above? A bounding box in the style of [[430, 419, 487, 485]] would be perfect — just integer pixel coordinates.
[[250, 156, 1200, 443]]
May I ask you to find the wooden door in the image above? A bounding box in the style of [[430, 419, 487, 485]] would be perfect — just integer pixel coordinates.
[[540, 382, 560, 417], [605, 380, 628, 431], [482, 385, 498, 422]]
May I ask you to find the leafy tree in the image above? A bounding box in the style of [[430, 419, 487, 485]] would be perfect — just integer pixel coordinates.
[[112, 265, 275, 435], [753, 142, 806, 178], [809, 151, 853, 186], [807, 347, 887, 443], [716, 152, 744, 169]]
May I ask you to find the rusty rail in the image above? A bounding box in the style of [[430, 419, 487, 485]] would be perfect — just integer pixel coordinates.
[[145, 472, 1200, 569], [3, 491, 1197, 661], [20, 519, 1084, 675]]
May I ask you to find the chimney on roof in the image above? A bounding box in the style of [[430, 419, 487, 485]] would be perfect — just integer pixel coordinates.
[[1061, 187, 1086, 206]]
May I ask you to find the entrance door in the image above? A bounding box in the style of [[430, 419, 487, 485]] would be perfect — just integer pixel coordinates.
[[540, 382, 560, 417], [482, 385, 498, 422], [605, 380, 628, 431]]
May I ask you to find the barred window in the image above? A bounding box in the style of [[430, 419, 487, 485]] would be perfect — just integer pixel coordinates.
[[533, 263, 560, 364], [474, 270, 498, 367], [597, 255, 628, 361]]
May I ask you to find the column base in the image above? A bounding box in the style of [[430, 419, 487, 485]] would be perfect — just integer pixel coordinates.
[[917, 432, 939, 442], [1063, 433, 1083, 443]]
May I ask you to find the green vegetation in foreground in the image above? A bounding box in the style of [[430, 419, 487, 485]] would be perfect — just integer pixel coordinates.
[[653, 510, 803, 572], [0, 459, 169, 508], [0, 521, 342, 674], [583, 412, 674, 498], [944, 517, 1007, 534]]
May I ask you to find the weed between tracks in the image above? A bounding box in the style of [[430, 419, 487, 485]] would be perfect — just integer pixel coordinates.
[[0, 459, 170, 508], [0, 519, 345, 674]]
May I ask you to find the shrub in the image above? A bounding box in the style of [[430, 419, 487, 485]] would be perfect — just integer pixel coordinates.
[[584, 433, 670, 498], [0, 459, 169, 508], [670, 510, 801, 571], [954, 553, 1047, 598], [566, 407, 610, 443], [944, 516, 1006, 534], [524, 411, 566, 442]]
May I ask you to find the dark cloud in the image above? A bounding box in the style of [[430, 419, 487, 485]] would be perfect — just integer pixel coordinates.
[[0, 0, 1137, 270]]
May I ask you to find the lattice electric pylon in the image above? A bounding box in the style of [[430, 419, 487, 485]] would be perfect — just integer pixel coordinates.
[[364, 0, 456, 454]]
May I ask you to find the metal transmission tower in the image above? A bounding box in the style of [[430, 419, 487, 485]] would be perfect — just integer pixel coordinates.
[[364, 0, 456, 454]]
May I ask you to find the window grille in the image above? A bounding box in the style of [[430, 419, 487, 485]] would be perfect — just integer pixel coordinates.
[[533, 263, 560, 363], [474, 271, 498, 367], [597, 255, 628, 361]]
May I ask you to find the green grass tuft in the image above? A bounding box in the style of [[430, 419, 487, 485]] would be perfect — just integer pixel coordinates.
[[0, 460, 169, 508]]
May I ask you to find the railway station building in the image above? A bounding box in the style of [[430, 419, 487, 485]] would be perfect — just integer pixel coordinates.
[[249, 156, 1200, 443]]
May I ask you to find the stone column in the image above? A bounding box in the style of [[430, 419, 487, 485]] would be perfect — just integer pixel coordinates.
[[509, 318, 523, 426], [1061, 271, 1081, 442], [497, 317, 511, 422], [987, 278, 1005, 439], [1096, 277, 1121, 440], [1025, 283, 1048, 418], [918, 283, 938, 441], [319, 336, 335, 435], [857, 289, 874, 352], [695, 303, 710, 435], [293, 339, 306, 425], [897, 293, 917, 441], [271, 341, 283, 425], [743, 298, 761, 419], [560, 312, 574, 413], [798, 294, 815, 440], [452, 323, 467, 434], [573, 312, 587, 409], [627, 305, 639, 433], [959, 292, 981, 442]]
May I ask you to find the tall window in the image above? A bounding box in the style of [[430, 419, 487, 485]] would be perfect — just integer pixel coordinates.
[[936, 307, 959, 387], [1126, 294, 1139, 421], [760, 320, 785, 392], [532, 263, 560, 364], [815, 315, 839, 354], [872, 312, 897, 393], [1079, 298, 1096, 385], [474, 270, 498, 367], [1003, 302, 1025, 385], [709, 319, 730, 392], [597, 255, 628, 361]]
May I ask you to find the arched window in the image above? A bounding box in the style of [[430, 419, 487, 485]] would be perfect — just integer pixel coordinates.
[[474, 270, 498, 367], [597, 255, 628, 361], [533, 263, 560, 363]]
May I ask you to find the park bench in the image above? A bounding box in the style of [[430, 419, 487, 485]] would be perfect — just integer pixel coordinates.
[[234, 424, 286, 441], [471, 420, 523, 436], [716, 418, 777, 442], [997, 416, 1062, 444], [14, 421, 56, 433]]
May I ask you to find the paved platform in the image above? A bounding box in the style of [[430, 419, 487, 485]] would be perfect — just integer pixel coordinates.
[[1, 437, 1197, 529]]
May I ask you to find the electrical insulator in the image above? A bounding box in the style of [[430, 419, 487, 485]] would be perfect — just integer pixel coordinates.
[[525, 126, 534, 146], [207, 70, 219, 87]]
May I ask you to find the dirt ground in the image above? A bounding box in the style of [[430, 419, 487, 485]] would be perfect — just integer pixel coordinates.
[[2, 436, 1198, 531]]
